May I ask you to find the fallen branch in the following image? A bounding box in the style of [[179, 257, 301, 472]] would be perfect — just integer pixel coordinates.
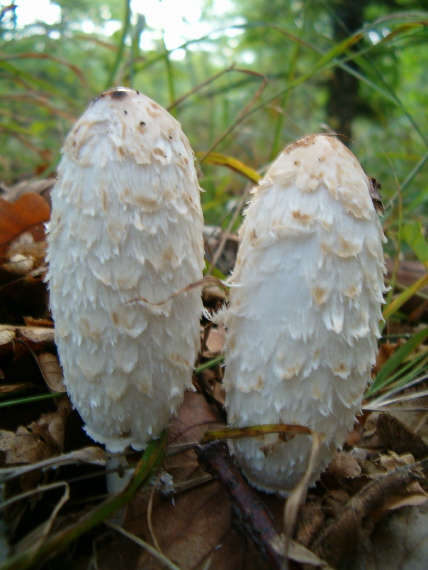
[[196, 440, 333, 570], [195, 440, 283, 569]]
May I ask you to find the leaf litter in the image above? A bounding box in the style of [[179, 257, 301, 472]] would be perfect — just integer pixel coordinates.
[[1, 184, 428, 569]]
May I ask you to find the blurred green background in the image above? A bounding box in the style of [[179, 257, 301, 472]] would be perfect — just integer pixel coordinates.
[[2, 0, 428, 256]]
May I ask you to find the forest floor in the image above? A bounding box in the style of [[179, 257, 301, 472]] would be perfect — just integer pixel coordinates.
[[1, 181, 428, 570]]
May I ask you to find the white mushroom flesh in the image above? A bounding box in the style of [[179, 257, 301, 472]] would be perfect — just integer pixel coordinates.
[[223, 134, 386, 495], [47, 88, 204, 452]]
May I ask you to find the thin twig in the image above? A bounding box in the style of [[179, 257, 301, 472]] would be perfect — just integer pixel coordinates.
[[195, 440, 283, 569], [147, 475, 164, 556], [206, 187, 250, 276], [106, 521, 182, 570]]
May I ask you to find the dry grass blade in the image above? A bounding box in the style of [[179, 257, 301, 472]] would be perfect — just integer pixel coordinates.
[[126, 276, 227, 306], [147, 475, 164, 556], [201, 423, 312, 444], [198, 68, 268, 163], [205, 185, 250, 277], [0, 433, 167, 570], [365, 386, 428, 411], [30, 484, 70, 555], [0, 447, 107, 483], [0, 482, 68, 512], [168, 64, 237, 110], [365, 372, 428, 409], [105, 521, 183, 570], [282, 431, 323, 570]]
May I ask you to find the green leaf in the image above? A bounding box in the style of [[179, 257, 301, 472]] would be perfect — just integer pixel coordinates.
[[366, 327, 428, 397], [383, 273, 428, 320], [200, 152, 261, 183], [402, 222, 428, 263]]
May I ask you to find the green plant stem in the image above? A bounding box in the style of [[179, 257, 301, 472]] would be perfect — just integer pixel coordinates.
[[162, 35, 176, 115], [0, 392, 66, 407], [195, 355, 225, 374], [0, 432, 168, 570], [104, 0, 132, 89]]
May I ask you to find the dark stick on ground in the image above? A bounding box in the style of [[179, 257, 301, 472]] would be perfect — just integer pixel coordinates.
[[195, 440, 284, 569]]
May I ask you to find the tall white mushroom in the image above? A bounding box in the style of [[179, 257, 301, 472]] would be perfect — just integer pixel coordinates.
[[223, 134, 386, 495], [47, 87, 204, 454]]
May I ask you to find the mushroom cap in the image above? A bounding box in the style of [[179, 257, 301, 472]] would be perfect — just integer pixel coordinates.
[[223, 134, 387, 495], [47, 88, 204, 452]]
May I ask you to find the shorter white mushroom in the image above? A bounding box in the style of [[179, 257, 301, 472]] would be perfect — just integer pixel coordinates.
[[47, 88, 204, 459], [222, 134, 386, 495]]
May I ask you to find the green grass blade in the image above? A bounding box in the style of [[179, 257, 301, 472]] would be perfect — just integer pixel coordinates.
[[0, 431, 168, 570], [383, 274, 428, 320], [104, 0, 132, 89], [0, 392, 66, 407], [366, 327, 428, 397]]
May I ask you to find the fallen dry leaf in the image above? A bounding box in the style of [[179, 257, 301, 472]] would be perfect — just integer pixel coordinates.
[[1, 178, 54, 204], [3, 231, 47, 275], [37, 352, 66, 392], [340, 503, 428, 570], [0, 397, 71, 466], [295, 501, 325, 548], [203, 325, 226, 357], [312, 462, 426, 567], [0, 383, 33, 395], [325, 451, 362, 481], [377, 413, 428, 460], [0, 193, 50, 254], [0, 325, 16, 357], [17, 326, 55, 345], [23, 317, 54, 328], [0, 424, 59, 467], [122, 392, 269, 570]]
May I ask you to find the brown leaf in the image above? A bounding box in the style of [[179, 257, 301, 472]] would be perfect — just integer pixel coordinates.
[[123, 392, 269, 570], [377, 413, 428, 460], [0, 193, 50, 254], [0, 324, 16, 357], [203, 326, 226, 357], [0, 383, 34, 395], [202, 284, 228, 303], [37, 352, 66, 392], [373, 342, 402, 376], [312, 463, 423, 566], [23, 317, 54, 328], [0, 398, 71, 467], [3, 231, 47, 275], [377, 452, 428, 511], [0, 424, 58, 466], [17, 326, 55, 345], [1, 178, 54, 205], [325, 451, 362, 481], [295, 502, 325, 548]]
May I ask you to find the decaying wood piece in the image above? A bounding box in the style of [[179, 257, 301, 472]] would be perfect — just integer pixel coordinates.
[[195, 440, 283, 569], [47, 87, 204, 452], [222, 134, 387, 495]]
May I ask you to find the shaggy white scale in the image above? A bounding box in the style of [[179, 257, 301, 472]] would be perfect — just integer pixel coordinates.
[[222, 134, 387, 496], [47, 88, 204, 453]]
